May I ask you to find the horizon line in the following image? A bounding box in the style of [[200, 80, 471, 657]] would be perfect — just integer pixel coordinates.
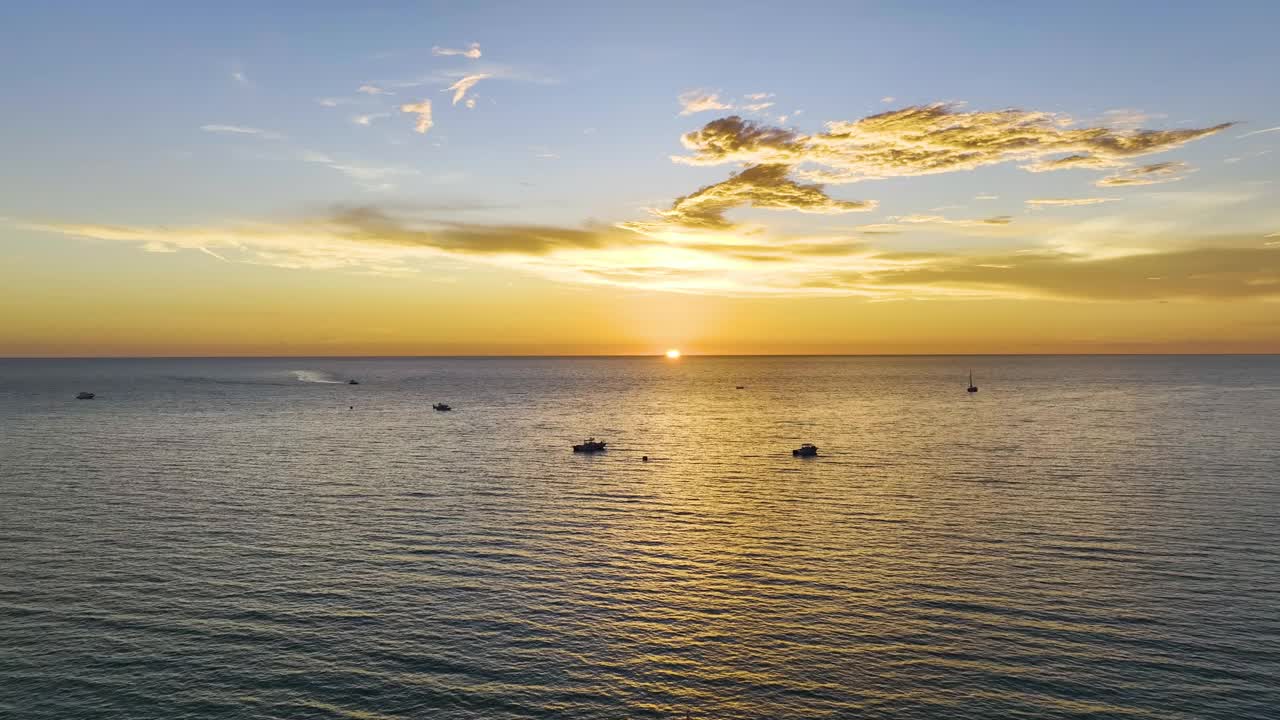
[[3, 352, 1279, 360]]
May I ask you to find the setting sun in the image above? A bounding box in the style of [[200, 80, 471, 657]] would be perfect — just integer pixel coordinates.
[[665, 349, 681, 359]]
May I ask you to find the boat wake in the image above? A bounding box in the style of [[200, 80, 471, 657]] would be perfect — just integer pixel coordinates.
[[291, 370, 344, 384]]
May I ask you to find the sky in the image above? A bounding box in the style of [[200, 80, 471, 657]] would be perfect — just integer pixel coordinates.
[[2, 1, 1279, 356]]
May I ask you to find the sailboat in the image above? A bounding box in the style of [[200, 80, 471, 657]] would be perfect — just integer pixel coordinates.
[[967, 370, 978, 393]]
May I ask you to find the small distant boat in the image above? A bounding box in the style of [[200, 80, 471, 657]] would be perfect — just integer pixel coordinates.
[[573, 438, 607, 453], [967, 370, 979, 393], [432, 403, 452, 411], [736, 385, 745, 389], [792, 443, 818, 457], [348, 379, 360, 385], [75, 391, 95, 400]]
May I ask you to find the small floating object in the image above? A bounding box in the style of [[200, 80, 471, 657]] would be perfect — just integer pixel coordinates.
[[736, 385, 745, 389], [642, 455, 649, 462], [348, 379, 360, 385], [75, 391, 95, 400], [573, 438, 607, 453], [432, 403, 452, 411], [967, 370, 978, 393], [792, 443, 818, 457]]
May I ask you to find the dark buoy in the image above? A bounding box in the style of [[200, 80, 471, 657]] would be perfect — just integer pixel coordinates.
[[642, 455, 649, 462]]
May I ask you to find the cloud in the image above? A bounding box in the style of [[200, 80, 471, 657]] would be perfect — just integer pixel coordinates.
[[444, 74, 489, 105], [22, 214, 1280, 301], [975, 193, 999, 200], [432, 43, 482, 59], [199, 124, 284, 140], [400, 100, 434, 134], [299, 152, 418, 190], [18, 208, 637, 275], [358, 84, 392, 95], [745, 93, 772, 101], [317, 97, 351, 107], [678, 90, 733, 116], [880, 96, 895, 104], [1095, 161, 1191, 187], [888, 214, 1013, 227], [742, 102, 775, 112], [1026, 198, 1122, 207], [353, 113, 391, 126], [231, 71, 249, 86], [1237, 125, 1280, 139], [1101, 109, 1167, 130], [675, 105, 1230, 183], [622, 163, 876, 232]]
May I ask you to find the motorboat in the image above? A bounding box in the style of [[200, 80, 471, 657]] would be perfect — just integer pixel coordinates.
[[348, 379, 360, 385], [75, 392, 95, 400], [573, 438, 607, 453], [432, 403, 452, 411], [792, 443, 818, 457]]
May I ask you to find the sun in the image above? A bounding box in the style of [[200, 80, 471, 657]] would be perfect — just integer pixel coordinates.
[[665, 349, 681, 359]]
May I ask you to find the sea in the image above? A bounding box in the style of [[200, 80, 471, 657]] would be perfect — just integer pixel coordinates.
[[1, 356, 1278, 719]]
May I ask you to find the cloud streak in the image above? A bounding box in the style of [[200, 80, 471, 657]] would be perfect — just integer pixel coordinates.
[[432, 43, 482, 59], [200, 124, 284, 140], [22, 212, 1280, 301], [1237, 125, 1280, 139], [445, 74, 489, 105], [1026, 198, 1122, 207], [1095, 161, 1191, 187]]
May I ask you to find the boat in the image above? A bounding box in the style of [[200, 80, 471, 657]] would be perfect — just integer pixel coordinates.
[[432, 403, 452, 411], [348, 379, 360, 385], [792, 443, 818, 457], [736, 385, 745, 389], [75, 392, 95, 400], [967, 370, 978, 393], [573, 438, 607, 453]]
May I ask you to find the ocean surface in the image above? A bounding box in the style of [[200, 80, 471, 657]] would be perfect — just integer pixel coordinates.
[[1, 356, 1278, 719]]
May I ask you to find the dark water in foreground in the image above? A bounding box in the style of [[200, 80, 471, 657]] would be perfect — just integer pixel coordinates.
[[1, 356, 1278, 719]]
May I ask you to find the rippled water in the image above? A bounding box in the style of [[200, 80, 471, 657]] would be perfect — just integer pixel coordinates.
[[2, 356, 1278, 719]]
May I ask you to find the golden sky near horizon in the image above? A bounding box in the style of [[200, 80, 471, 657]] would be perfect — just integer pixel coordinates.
[[2, 5, 1278, 355]]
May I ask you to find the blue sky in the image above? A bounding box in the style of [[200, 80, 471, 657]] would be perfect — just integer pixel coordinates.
[[2, 2, 1279, 354]]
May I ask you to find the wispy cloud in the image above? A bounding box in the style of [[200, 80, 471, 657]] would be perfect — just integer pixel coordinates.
[[400, 100, 434, 134], [880, 96, 895, 104], [1100, 108, 1167, 130], [678, 90, 733, 116], [889, 214, 1013, 227], [1237, 125, 1280, 139], [432, 42, 482, 59], [975, 193, 999, 200], [358, 84, 392, 96], [1026, 197, 1122, 207], [200, 124, 284, 140], [444, 74, 489, 105], [299, 152, 419, 190], [318, 97, 351, 107], [1095, 161, 1191, 187], [231, 71, 250, 87], [352, 113, 391, 127], [22, 212, 1280, 301]]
